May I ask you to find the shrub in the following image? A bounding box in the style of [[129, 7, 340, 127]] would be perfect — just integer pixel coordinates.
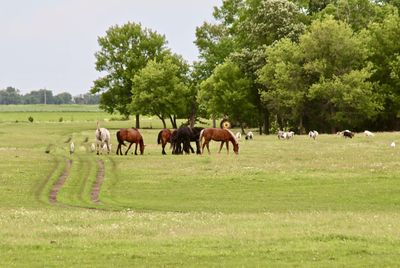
[[28, 116, 34, 123]]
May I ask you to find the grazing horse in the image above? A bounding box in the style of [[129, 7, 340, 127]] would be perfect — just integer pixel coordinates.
[[157, 128, 173, 155], [199, 128, 239, 154], [171, 126, 203, 154], [343, 130, 354, 139], [95, 122, 111, 155], [116, 128, 145, 155]]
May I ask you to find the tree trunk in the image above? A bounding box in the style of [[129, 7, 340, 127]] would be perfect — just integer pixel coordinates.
[[135, 114, 140, 129], [263, 110, 270, 135], [298, 116, 304, 135], [169, 115, 177, 129], [212, 117, 216, 128]]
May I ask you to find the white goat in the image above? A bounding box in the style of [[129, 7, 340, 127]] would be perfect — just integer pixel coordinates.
[[245, 131, 253, 140], [364, 130, 375, 137], [69, 142, 75, 155], [308, 130, 318, 140]]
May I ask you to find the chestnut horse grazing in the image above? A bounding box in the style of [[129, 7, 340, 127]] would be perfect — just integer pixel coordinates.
[[157, 128, 173, 155], [199, 128, 239, 154], [116, 128, 145, 155]]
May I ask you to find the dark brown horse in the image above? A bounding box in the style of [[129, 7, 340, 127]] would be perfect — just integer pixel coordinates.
[[116, 128, 145, 155], [157, 128, 173, 155], [199, 128, 239, 154]]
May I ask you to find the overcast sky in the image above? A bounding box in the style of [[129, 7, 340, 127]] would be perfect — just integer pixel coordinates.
[[0, 0, 221, 95]]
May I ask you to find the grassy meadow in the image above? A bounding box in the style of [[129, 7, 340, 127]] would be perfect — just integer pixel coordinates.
[[1, 105, 400, 267]]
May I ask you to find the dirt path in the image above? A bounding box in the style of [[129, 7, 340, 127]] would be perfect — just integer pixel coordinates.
[[49, 159, 72, 204], [91, 159, 105, 204]]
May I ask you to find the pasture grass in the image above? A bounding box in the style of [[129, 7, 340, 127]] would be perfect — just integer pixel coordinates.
[[0, 107, 400, 266]]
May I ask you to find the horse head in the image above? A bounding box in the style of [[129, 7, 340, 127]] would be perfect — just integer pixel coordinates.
[[233, 142, 239, 154]]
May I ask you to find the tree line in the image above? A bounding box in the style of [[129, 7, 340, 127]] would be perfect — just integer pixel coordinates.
[[0, 87, 100, 105], [92, 0, 400, 133]]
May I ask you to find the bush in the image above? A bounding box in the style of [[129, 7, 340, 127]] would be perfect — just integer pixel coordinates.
[[59, 117, 63, 122], [28, 116, 34, 123]]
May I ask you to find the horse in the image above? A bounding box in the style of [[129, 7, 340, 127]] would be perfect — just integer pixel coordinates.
[[157, 128, 173, 155], [95, 122, 111, 155], [171, 126, 203, 155], [116, 128, 145, 155], [199, 128, 239, 154]]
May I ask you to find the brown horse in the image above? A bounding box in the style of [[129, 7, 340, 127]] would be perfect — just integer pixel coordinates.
[[116, 128, 145, 155], [157, 128, 173, 155], [199, 128, 239, 154]]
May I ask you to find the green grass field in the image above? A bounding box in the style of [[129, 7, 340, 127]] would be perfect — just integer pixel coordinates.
[[1, 105, 400, 267]]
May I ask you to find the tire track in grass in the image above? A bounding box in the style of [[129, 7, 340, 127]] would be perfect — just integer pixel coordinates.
[[91, 159, 105, 204], [49, 159, 72, 204], [35, 155, 61, 204]]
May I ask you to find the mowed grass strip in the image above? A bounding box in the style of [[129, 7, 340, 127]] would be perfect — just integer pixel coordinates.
[[0, 208, 399, 266]]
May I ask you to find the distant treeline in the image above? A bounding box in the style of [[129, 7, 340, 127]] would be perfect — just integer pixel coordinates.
[[0, 87, 100, 105]]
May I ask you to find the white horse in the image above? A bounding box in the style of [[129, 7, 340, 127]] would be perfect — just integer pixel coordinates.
[[95, 122, 111, 155]]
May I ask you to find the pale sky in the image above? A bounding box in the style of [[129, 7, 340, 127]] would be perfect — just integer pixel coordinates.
[[0, 0, 221, 95]]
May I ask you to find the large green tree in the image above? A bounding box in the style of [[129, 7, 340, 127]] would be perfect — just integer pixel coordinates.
[[198, 60, 257, 131], [91, 22, 168, 127], [130, 54, 190, 129]]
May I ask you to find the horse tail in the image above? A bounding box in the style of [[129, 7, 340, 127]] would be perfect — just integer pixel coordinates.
[[157, 130, 162, 144], [116, 131, 126, 146], [199, 129, 205, 151]]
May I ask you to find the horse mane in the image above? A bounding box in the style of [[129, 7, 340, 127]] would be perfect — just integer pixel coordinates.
[[225, 129, 238, 144], [96, 121, 100, 130]]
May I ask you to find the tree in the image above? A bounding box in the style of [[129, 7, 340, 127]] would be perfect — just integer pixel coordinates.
[[91, 22, 168, 127], [0, 87, 22, 104], [54, 92, 72, 104], [365, 12, 400, 129], [198, 60, 257, 132], [130, 54, 190, 129], [258, 38, 307, 132], [23, 89, 54, 104], [300, 16, 379, 132]]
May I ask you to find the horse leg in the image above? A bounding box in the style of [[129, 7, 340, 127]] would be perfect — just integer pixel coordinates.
[[226, 141, 229, 154], [189, 143, 195, 154], [162, 142, 166, 155], [116, 143, 120, 155], [195, 141, 201, 155], [134, 143, 138, 155], [125, 143, 133, 155], [218, 142, 224, 153], [96, 142, 100, 155]]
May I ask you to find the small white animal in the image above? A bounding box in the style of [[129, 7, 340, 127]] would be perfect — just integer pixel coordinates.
[[69, 142, 75, 154], [390, 141, 396, 148], [245, 131, 253, 140], [364, 130, 375, 137], [235, 132, 242, 140], [308, 130, 318, 140]]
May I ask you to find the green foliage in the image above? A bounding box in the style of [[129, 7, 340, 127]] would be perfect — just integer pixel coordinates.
[[198, 60, 256, 124], [130, 54, 190, 127], [28, 116, 34, 123], [91, 22, 168, 117]]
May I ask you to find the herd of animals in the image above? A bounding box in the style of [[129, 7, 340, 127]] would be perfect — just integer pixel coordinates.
[[68, 122, 394, 155]]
